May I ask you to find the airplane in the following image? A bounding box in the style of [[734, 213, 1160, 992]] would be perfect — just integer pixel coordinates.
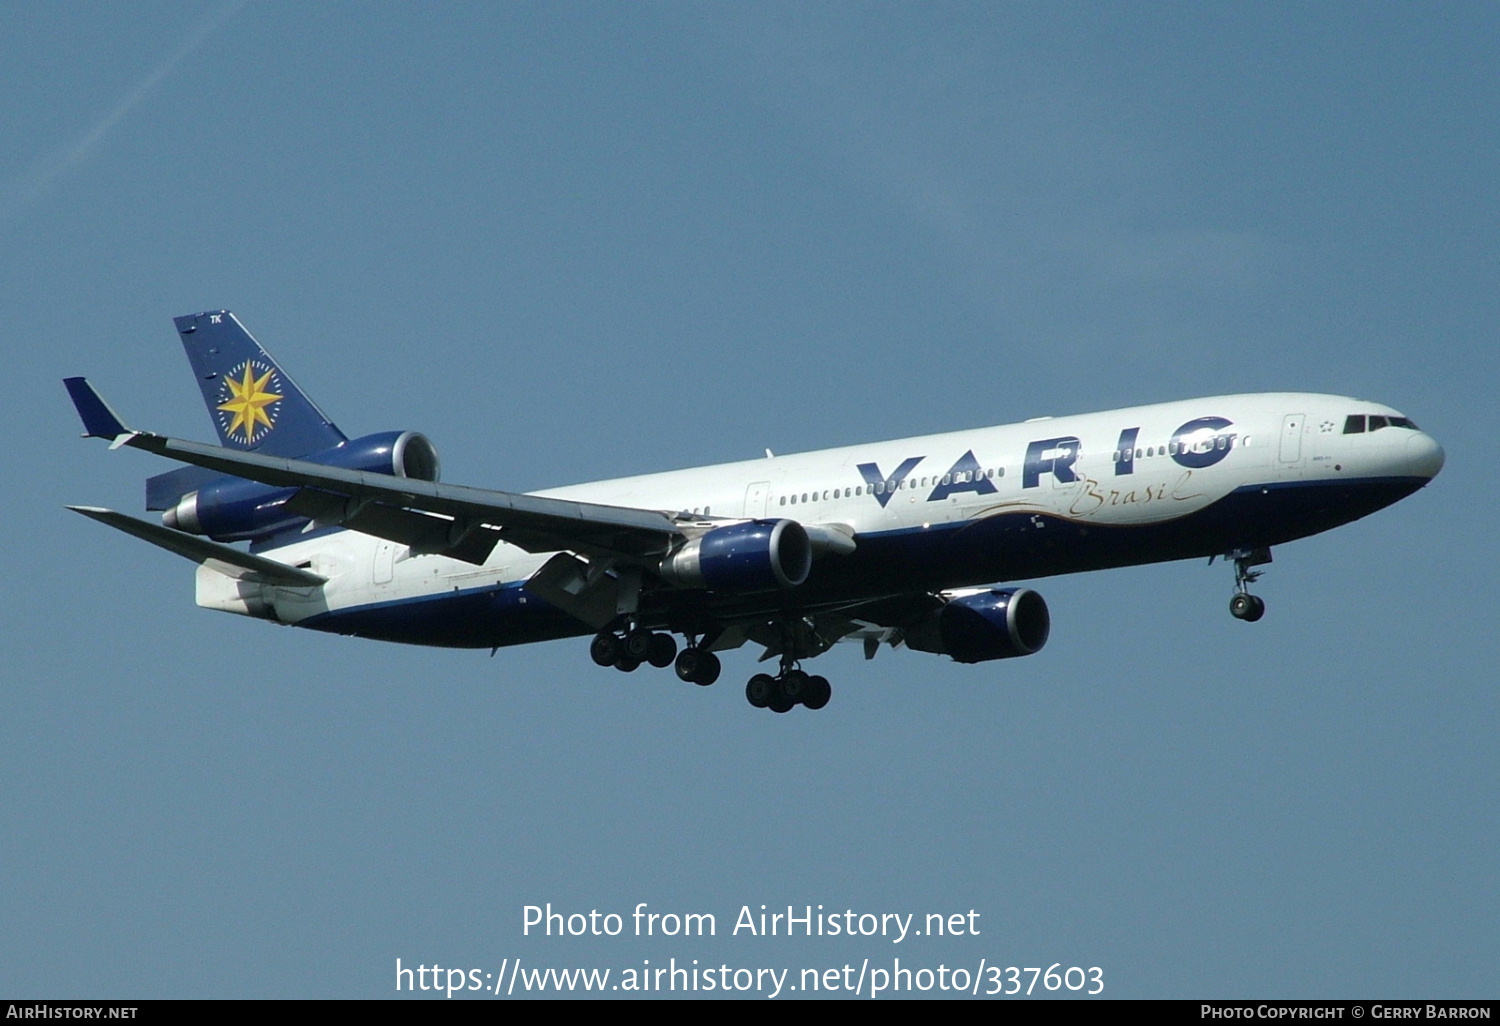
[[65, 311, 1445, 713]]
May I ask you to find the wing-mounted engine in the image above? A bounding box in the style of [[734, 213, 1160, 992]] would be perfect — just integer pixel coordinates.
[[659, 519, 812, 591], [903, 587, 1050, 663], [162, 430, 440, 541]]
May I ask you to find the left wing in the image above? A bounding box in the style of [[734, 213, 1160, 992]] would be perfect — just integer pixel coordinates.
[[65, 377, 683, 564]]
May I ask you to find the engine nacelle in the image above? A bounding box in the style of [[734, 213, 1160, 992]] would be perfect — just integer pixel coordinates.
[[163, 430, 440, 541], [904, 588, 1050, 663], [660, 519, 812, 592]]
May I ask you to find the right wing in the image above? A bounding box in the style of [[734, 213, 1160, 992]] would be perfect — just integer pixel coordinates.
[[65, 377, 685, 565]]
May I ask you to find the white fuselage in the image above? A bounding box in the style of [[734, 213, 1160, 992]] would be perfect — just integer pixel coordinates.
[[201, 392, 1443, 639]]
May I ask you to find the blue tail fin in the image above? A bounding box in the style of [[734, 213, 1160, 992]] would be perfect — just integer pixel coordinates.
[[145, 311, 349, 511], [173, 311, 346, 456]]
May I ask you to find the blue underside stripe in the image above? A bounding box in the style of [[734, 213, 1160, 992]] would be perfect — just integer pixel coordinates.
[[295, 474, 1428, 649]]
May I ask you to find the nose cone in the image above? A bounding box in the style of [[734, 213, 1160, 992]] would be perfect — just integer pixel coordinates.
[[1404, 432, 1446, 480]]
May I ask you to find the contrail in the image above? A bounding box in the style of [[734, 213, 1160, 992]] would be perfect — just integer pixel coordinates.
[[2, 1, 246, 221]]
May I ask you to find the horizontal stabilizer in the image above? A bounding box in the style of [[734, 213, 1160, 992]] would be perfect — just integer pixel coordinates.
[[68, 506, 326, 587]]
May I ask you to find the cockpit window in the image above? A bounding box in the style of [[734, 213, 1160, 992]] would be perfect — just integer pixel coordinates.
[[1346, 413, 1419, 434]]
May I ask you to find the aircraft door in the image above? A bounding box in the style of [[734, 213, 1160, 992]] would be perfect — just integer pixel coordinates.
[[1276, 413, 1307, 480], [743, 481, 770, 518], [373, 540, 396, 585], [1278, 414, 1305, 464]]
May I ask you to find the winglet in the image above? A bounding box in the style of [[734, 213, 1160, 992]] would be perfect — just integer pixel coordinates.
[[64, 378, 132, 441]]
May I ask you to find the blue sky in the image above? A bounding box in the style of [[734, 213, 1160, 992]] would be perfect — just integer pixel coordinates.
[[3, 2, 1496, 998]]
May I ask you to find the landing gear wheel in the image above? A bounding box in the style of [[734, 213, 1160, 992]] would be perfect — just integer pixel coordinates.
[[1226, 548, 1271, 623], [647, 633, 677, 669], [767, 689, 795, 714], [624, 628, 655, 661], [1229, 593, 1266, 622], [778, 669, 808, 705], [802, 674, 832, 710], [590, 631, 622, 667], [613, 654, 641, 672], [746, 674, 774, 708], [676, 647, 720, 686], [675, 648, 702, 683]]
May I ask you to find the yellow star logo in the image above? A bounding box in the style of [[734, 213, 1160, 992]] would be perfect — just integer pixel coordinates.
[[217, 362, 282, 443]]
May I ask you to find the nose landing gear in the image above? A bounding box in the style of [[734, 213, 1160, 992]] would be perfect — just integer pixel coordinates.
[[1229, 592, 1265, 621], [1226, 547, 1271, 622]]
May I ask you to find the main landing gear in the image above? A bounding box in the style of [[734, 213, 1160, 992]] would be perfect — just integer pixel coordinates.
[[744, 663, 832, 714], [741, 617, 835, 713], [589, 621, 834, 711], [673, 645, 721, 687], [1226, 547, 1271, 622], [590, 627, 720, 686]]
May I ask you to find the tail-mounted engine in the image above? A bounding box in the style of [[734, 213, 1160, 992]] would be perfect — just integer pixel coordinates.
[[659, 519, 812, 592], [904, 588, 1050, 663], [163, 431, 440, 541]]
